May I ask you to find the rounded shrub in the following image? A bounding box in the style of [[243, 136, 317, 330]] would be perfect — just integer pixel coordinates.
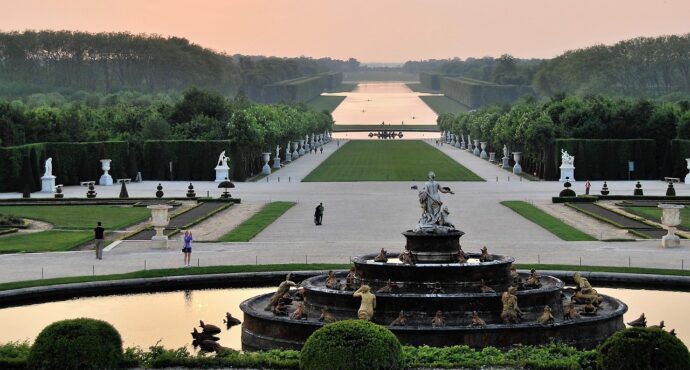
[[597, 327, 690, 370], [300, 320, 402, 370], [27, 318, 124, 370]]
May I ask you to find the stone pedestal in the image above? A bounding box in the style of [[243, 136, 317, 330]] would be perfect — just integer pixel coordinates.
[[147, 204, 172, 247], [41, 175, 56, 193], [559, 165, 575, 182], [298, 140, 305, 156], [502, 156, 511, 169], [262, 153, 271, 175], [285, 152, 292, 163], [512, 152, 522, 175], [473, 140, 481, 156], [292, 142, 300, 159], [659, 204, 683, 248], [480, 142, 488, 160], [685, 158, 690, 184], [454, 138, 462, 148], [460, 139, 466, 150], [273, 157, 281, 169], [215, 166, 230, 182], [99, 159, 113, 186], [489, 152, 496, 163]]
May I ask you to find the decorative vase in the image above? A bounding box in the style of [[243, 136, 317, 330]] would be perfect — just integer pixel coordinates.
[[512, 152, 522, 175]]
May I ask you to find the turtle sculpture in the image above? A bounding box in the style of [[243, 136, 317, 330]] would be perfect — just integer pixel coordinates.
[[224, 312, 241, 327], [627, 313, 647, 327], [199, 320, 221, 335], [191, 328, 219, 342]]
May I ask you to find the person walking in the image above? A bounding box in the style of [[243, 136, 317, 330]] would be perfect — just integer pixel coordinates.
[[585, 180, 591, 195], [315, 202, 325, 225], [320, 146, 323, 154], [94, 221, 105, 260], [182, 230, 193, 267]]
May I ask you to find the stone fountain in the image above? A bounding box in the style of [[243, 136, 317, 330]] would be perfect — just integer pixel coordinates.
[[240, 172, 627, 350]]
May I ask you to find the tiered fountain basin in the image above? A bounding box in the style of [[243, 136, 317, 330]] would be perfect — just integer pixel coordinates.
[[241, 231, 627, 350]]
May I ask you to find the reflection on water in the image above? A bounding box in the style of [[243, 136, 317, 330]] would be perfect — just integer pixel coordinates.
[[0, 287, 687, 350], [327, 82, 440, 125], [332, 133, 440, 140], [0, 287, 272, 351]]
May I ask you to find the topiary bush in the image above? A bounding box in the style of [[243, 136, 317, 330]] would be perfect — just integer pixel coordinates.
[[597, 327, 690, 370], [27, 318, 124, 370], [300, 320, 402, 370]]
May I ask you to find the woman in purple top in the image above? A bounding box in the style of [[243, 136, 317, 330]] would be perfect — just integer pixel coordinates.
[[182, 230, 193, 267]]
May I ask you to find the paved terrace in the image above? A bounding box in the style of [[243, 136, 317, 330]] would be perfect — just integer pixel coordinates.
[[1, 140, 690, 283]]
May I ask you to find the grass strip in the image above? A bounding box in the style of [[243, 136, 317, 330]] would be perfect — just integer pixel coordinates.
[[0, 263, 349, 292], [303, 140, 483, 182], [0, 230, 92, 254], [218, 201, 295, 242], [515, 264, 690, 276], [305, 95, 346, 113], [501, 201, 596, 241], [0, 205, 150, 230], [625, 206, 690, 230], [418, 95, 470, 115]]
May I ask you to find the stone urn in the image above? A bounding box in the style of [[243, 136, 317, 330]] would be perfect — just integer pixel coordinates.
[[658, 204, 683, 248], [99, 159, 113, 186], [292, 141, 300, 159], [473, 139, 481, 156], [262, 152, 271, 175], [147, 204, 172, 246], [685, 158, 690, 184], [512, 152, 522, 175], [480, 142, 488, 160], [298, 140, 305, 156]]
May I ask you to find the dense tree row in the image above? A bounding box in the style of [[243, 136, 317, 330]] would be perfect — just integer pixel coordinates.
[[0, 31, 356, 101], [409, 34, 690, 99], [437, 95, 690, 179], [0, 88, 333, 149]]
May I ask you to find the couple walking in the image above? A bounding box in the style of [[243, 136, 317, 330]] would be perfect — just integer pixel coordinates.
[[314, 202, 324, 225]]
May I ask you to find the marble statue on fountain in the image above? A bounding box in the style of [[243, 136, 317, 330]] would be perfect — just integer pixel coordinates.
[[413, 171, 456, 233]]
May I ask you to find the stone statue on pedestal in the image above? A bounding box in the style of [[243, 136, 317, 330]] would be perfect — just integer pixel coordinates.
[[353, 285, 376, 320], [44, 158, 53, 177], [217, 151, 229, 167], [414, 171, 455, 233]]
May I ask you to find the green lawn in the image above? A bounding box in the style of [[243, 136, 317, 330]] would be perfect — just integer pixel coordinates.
[[0, 205, 150, 230], [625, 206, 690, 229], [219, 201, 295, 242], [501, 201, 596, 241], [419, 95, 471, 115], [303, 140, 483, 181], [0, 231, 92, 253], [305, 95, 346, 113]]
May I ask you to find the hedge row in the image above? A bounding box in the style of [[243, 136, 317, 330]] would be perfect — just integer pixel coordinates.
[[665, 139, 690, 179], [548, 139, 657, 181], [420, 72, 442, 90], [440, 76, 532, 108], [0, 140, 273, 192], [263, 72, 343, 103]]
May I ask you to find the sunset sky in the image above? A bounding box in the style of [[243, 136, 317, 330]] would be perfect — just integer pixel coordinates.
[[1, 0, 689, 62]]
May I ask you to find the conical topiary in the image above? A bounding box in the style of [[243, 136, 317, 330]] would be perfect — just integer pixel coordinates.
[[559, 177, 576, 197], [634, 181, 643, 196], [119, 182, 129, 198], [600, 181, 610, 195], [666, 181, 676, 196], [186, 183, 196, 198], [155, 183, 164, 198], [22, 184, 31, 198]]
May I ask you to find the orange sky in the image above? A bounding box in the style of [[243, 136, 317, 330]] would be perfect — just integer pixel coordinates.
[[1, 0, 688, 62]]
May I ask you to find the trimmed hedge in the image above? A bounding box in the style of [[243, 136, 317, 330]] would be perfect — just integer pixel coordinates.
[[420, 72, 442, 90], [549, 139, 657, 181], [439, 76, 532, 108], [142, 140, 231, 181], [263, 72, 343, 103], [666, 139, 690, 179], [597, 327, 690, 370], [300, 320, 403, 370], [27, 318, 124, 370]]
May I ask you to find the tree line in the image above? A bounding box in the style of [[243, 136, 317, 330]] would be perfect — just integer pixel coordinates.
[[0, 31, 358, 101], [437, 95, 690, 179], [406, 34, 690, 99]]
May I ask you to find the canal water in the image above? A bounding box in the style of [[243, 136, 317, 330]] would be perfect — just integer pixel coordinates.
[[0, 287, 687, 351]]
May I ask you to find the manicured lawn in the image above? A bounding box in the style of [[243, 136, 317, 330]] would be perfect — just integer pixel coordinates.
[[0, 205, 150, 230], [305, 95, 346, 113], [419, 95, 471, 115], [219, 201, 295, 242], [501, 201, 596, 241], [303, 140, 483, 181], [625, 206, 690, 229], [0, 231, 92, 253]]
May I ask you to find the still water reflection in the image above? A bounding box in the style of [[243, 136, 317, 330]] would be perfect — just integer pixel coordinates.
[[327, 82, 440, 126], [0, 287, 687, 350]]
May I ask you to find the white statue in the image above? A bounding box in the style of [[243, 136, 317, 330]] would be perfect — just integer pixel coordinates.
[[217, 150, 229, 167], [561, 149, 574, 167], [44, 158, 53, 177], [276, 145, 281, 158], [414, 171, 455, 233], [503, 145, 509, 158]]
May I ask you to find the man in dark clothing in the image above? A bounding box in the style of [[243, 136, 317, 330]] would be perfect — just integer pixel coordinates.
[[314, 203, 324, 225], [94, 221, 105, 260]]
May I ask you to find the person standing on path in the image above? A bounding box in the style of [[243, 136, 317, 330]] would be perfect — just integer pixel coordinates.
[[320, 146, 323, 154], [585, 180, 591, 195], [182, 230, 193, 267], [94, 221, 105, 260], [314, 203, 324, 225]]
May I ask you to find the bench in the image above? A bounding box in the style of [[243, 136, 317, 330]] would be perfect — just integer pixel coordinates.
[[80, 181, 95, 187], [117, 178, 131, 184], [664, 177, 681, 183]]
